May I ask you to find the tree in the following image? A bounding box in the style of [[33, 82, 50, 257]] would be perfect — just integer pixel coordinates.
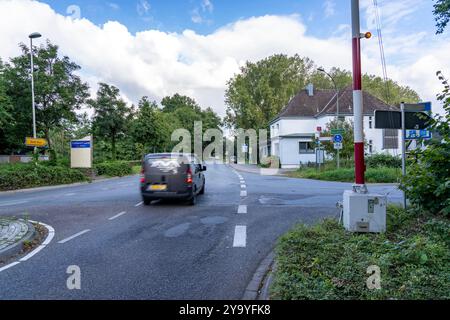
[[225, 54, 313, 130], [0, 59, 12, 128], [322, 119, 355, 162], [130, 96, 179, 155], [90, 83, 131, 160], [0, 41, 89, 156], [434, 0, 450, 34], [161, 93, 201, 113]]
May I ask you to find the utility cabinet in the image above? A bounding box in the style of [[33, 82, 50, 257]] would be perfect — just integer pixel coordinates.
[[343, 190, 386, 233]]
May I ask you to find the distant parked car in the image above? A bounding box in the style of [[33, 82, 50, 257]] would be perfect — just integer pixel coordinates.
[[140, 153, 206, 205]]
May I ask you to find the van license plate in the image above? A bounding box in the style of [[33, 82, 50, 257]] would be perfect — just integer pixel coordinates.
[[148, 184, 167, 191]]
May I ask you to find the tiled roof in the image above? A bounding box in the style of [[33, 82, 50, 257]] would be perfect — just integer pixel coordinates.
[[274, 85, 398, 121]]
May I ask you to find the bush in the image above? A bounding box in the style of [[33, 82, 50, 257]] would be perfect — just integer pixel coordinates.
[[271, 206, 450, 300], [366, 154, 401, 168], [0, 163, 88, 191], [260, 156, 280, 168], [95, 161, 132, 177], [288, 167, 399, 183]]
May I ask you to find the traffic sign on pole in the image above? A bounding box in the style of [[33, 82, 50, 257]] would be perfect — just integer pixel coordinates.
[[25, 137, 47, 147], [334, 142, 343, 150], [333, 134, 343, 143]]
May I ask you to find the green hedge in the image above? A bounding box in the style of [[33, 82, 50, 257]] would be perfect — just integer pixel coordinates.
[[95, 161, 132, 177], [271, 206, 450, 300], [0, 163, 88, 191], [287, 167, 400, 183], [365, 154, 401, 168]]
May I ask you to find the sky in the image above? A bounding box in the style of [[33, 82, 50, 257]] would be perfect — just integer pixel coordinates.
[[0, 0, 448, 116]]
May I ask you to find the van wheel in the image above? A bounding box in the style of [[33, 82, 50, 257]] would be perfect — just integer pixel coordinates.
[[143, 197, 152, 205], [199, 182, 205, 195], [188, 194, 197, 205]]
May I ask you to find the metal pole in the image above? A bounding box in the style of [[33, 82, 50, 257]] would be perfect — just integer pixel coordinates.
[[336, 87, 340, 169], [351, 0, 366, 192], [401, 102, 407, 209], [30, 37, 37, 154]]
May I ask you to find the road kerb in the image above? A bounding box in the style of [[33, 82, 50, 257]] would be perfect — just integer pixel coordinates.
[[242, 250, 275, 300]]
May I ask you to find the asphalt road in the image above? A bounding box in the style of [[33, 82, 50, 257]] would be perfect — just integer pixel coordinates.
[[0, 164, 402, 299]]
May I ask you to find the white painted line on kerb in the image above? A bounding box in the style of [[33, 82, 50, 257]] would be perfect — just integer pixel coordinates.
[[237, 205, 247, 214], [108, 211, 126, 221], [134, 201, 143, 207], [240, 190, 247, 197], [58, 229, 90, 244], [233, 225, 247, 247], [0, 200, 29, 207], [0, 221, 55, 273], [0, 262, 20, 272]]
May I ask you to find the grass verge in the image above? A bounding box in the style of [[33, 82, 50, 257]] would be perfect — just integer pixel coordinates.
[[271, 205, 450, 300], [286, 166, 400, 183]]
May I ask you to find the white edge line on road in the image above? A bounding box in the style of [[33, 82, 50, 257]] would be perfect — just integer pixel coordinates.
[[237, 204, 247, 214], [0, 221, 55, 271], [108, 211, 127, 221], [58, 229, 90, 244], [134, 201, 143, 207], [233, 225, 247, 247], [240, 190, 247, 197], [0, 200, 29, 207]]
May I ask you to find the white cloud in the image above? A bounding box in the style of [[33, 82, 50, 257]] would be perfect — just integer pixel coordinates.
[[137, 0, 151, 16], [107, 2, 120, 11], [191, 0, 214, 25], [323, 1, 336, 18], [0, 0, 448, 117], [202, 0, 214, 13]]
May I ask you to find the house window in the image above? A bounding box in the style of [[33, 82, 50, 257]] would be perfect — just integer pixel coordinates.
[[383, 129, 398, 149], [369, 116, 373, 129], [369, 140, 373, 153], [299, 141, 315, 154]]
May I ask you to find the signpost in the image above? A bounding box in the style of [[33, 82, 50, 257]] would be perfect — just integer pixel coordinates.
[[374, 102, 432, 209], [331, 128, 345, 135], [25, 137, 47, 148], [334, 142, 343, 150], [71, 136, 93, 169]]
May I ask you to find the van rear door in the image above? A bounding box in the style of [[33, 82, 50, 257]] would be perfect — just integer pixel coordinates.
[[143, 155, 189, 192]]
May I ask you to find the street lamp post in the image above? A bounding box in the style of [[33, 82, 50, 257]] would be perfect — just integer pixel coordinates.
[[29, 32, 41, 154], [318, 67, 340, 168]]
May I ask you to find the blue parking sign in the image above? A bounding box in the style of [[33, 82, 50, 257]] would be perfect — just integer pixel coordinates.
[[333, 134, 343, 143]]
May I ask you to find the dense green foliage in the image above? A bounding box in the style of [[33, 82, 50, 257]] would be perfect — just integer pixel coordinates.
[[272, 206, 450, 300], [321, 119, 355, 161], [94, 161, 132, 177], [0, 163, 87, 191], [365, 153, 401, 168], [287, 166, 399, 183], [433, 0, 450, 33], [400, 72, 450, 216]]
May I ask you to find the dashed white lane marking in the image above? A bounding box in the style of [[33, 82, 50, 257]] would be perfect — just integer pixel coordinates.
[[237, 205, 247, 214], [240, 190, 247, 197], [240, 184, 246, 189], [0, 200, 29, 207], [134, 201, 143, 207], [64, 193, 76, 196], [58, 229, 90, 244], [108, 211, 127, 221], [233, 225, 247, 247]]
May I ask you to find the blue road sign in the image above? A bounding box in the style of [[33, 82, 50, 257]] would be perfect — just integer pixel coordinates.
[[405, 130, 431, 140], [71, 141, 91, 148], [333, 134, 343, 143]]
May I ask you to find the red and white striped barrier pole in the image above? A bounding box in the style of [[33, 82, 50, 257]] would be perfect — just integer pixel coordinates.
[[351, 0, 367, 192]]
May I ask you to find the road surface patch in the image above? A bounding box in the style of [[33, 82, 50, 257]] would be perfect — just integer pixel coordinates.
[[233, 225, 247, 247], [164, 223, 191, 238], [58, 229, 90, 244], [108, 211, 127, 221]]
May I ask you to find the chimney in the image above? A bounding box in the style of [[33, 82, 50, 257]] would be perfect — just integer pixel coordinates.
[[306, 83, 314, 97]]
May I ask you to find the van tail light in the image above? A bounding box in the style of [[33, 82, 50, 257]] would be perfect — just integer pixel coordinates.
[[140, 167, 145, 184], [186, 167, 193, 184]]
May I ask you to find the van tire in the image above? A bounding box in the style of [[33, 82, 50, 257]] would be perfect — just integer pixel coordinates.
[[199, 182, 205, 194], [188, 194, 197, 205], [143, 197, 152, 205]]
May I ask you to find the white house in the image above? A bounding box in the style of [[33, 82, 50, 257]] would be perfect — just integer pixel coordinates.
[[268, 84, 402, 169]]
